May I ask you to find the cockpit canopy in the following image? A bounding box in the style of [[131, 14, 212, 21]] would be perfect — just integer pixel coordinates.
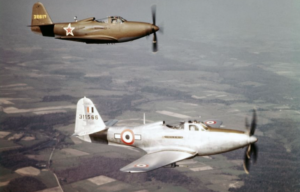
[[96, 16, 127, 23], [166, 120, 208, 131]]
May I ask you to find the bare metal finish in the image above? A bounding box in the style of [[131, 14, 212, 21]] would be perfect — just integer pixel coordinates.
[[73, 97, 259, 173]]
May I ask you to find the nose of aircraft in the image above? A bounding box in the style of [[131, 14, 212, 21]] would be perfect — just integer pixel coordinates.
[[153, 25, 159, 32], [248, 136, 258, 144], [146, 24, 159, 35]]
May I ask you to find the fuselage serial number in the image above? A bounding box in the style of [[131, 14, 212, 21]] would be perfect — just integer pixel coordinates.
[[79, 114, 98, 120]]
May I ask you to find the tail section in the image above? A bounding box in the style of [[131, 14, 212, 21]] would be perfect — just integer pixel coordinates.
[[31, 2, 52, 25], [31, 2, 54, 36], [74, 97, 106, 138]]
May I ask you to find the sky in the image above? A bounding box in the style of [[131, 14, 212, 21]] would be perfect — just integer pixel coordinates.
[[1, 0, 300, 48]]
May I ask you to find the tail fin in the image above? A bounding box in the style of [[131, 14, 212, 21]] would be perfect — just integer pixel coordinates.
[[31, 2, 54, 36], [74, 97, 106, 137], [31, 2, 52, 25]]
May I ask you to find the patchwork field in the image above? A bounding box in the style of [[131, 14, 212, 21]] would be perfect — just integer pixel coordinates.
[[88, 175, 116, 186], [15, 166, 40, 176], [61, 148, 89, 156], [3, 105, 75, 114], [0, 131, 10, 139]]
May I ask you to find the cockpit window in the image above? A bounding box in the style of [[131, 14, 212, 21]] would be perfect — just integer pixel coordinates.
[[117, 16, 127, 22], [110, 16, 127, 24], [178, 122, 184, 129], [166, 122, 184, 130], [111, 18, 121, 24], [96, 18, 108, 23], [189, 125, 199, 131], [200, 122, 208, 130]]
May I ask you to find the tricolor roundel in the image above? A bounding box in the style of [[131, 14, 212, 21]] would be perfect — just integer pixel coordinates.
[[121, 129, 135, 145], [205, 120, 216, 125], [134, 164, 149, 168]]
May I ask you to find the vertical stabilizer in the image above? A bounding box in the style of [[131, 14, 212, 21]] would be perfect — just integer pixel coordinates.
[[31, 2, 54, 36], [74, 97, 106, 136], [31, 2, 53, 25]]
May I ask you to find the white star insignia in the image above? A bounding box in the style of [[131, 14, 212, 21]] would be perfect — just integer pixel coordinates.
[[63, 23, 75, 36]]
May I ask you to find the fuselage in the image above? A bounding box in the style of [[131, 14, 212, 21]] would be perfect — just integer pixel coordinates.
[[89, 121, 257, 156], [32, 16, 159, 44]]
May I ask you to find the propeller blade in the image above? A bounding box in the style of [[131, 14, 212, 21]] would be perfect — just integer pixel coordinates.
[[152, 31, 158, 52], [243, 150, 250, 174], [250, 109, 257, 136], [243, 110, 258, 174], [243, 143, 258, 174], [245, 117, 249, 130], [151, 5, 156, 25], [252, 143, 258, 164], [246, 145, 251, 159]]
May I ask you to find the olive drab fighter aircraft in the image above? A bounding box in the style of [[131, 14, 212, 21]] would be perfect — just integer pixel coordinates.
[[73, 97, 259, 174], [30, 2, 161, 52]]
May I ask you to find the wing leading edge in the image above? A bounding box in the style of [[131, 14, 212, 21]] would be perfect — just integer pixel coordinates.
[[120, 150, 197, 173]]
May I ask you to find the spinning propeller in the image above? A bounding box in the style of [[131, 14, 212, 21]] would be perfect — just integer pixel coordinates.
[[151, 5, 162, 52], [243, 109, 258, 174]]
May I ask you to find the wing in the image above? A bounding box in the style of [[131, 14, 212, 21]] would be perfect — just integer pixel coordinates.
[[55, 35, 118, 43], [203, 119, 223, 128], [120, 151, 196, 173]]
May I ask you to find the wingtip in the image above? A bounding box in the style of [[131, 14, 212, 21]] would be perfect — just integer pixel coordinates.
[[120, 168, 129, 173], [120, 167, 144, 173]]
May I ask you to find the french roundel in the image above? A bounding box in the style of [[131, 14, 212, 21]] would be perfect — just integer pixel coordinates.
[[134, 164, 149, 168], [121, 129, 135, 145], [205, 120, 216, 125]]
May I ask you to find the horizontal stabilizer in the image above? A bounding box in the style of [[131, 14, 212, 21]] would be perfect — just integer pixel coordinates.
[[105, 119, 118, 127]]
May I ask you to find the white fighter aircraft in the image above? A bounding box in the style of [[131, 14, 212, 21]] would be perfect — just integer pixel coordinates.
[[73, 97, 258, 173]]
